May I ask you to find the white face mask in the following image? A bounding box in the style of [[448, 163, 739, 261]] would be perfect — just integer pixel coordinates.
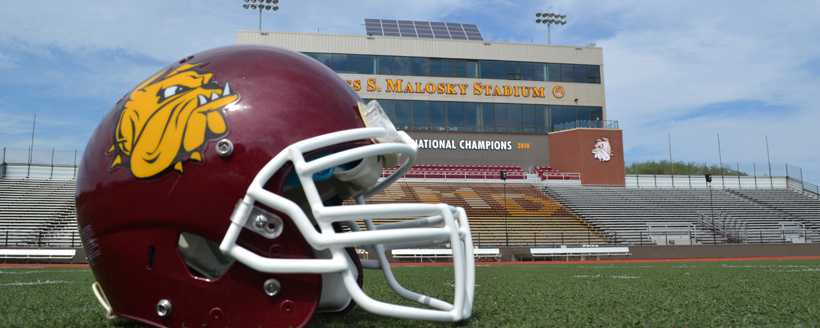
[[213, 100, 475, 322], [332, 155, 382, 194]]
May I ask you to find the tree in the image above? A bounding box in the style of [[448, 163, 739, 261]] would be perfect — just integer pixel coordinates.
[[625, 161, 746, 176]]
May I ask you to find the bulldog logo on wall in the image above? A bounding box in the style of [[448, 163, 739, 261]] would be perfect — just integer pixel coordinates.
[[108, 63, 239, 178], [592, 137, 613, 162]]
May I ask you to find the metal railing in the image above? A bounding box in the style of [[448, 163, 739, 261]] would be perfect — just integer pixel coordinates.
[[472, 230, 609, 248], [539, 172, 581, 181], [801, 180, 820, 198], [382, 170, 529, 181], [625, 162, 818, 196], [697, 212, 747, 243], [1, 230, 81, 249], [553, 119, 619, 132], [627, 228, 812, 246], [1, 147, 79, 180]]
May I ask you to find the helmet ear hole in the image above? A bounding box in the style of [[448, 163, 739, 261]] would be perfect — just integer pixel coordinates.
[[177, 233, 235, 280]]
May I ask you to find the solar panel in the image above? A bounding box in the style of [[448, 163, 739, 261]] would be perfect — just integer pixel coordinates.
[[446, 22, 467, 40], [398, 20, 416, 37], [466, 34, 483, 41], [463, 24, 480, 32], [363, 19, 483, 41], [365, 19, 382, 36], [381, 19, 400, 36], [463, 24, 483, 41], [415, 21, 434, 38], [430, 22, 449, 38]]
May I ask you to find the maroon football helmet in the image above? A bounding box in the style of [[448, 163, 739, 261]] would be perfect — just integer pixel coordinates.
[[76, 45, 474, 328]]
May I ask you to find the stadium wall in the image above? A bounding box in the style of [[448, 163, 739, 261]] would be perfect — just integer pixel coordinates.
[[408, 131, 549, 168], [237, 30, 611, 175], [548, 128, 625, 185]]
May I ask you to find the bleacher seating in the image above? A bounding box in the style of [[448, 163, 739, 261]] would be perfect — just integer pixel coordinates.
[[6, 174, 817, 256], [729, 189, 820, 232], [352, 182, 608, 247], [533, 166, 580, 181], [543, 186, 820, 245], [0, 178, 79, 248], [0, 176, 607, 253], [383, 164, 526, 180]]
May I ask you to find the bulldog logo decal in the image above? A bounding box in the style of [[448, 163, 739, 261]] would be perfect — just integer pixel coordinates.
[[109, 63, 238, 178], [592, 137, 613, 162]]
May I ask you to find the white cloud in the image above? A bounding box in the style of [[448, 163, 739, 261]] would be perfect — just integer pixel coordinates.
[[544, 0, 820, 180], [0, 0, 474, 154], [1, 0, 820, 180], [0, 0, 470, 61], [0, 0, 473, 101]]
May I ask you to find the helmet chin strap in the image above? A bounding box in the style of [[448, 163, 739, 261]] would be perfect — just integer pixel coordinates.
[[91, 281, 117, 320]]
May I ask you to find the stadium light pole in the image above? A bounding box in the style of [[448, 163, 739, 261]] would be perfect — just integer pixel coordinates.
[[717, 133, 725, 186], [501, 170, 509, 247], [242, 0, 279, 33], [764, 136, 772, 177], [535, 11, 567, 45], [705, 174, 715, 244], [27, 113, 36, 178], [668, 132, 674, 176]]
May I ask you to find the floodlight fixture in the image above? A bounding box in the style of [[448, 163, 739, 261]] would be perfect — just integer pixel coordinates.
[[242, 0, 280, 33], [534, 11, 568, 44]]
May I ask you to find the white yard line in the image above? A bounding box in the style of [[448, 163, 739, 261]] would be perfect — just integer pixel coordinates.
[[573, 274, 640, 279], [573, 274, 602, 278], [768, 267, 820, 273], [0, 270, 82, 275], [0, 279, 71, 287], [610, 275, 640, 279]]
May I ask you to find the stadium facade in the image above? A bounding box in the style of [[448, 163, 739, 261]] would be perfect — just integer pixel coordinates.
[[239, 21, 624, 185]]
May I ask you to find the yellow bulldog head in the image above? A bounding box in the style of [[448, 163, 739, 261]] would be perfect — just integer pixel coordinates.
[[109, 63, 239, 178]]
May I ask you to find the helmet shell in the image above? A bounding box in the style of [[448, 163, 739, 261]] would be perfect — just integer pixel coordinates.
[[76, 45, 366, 327]]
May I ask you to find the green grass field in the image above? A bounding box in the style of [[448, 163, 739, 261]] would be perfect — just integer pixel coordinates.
[[2, 259, 820, 327]]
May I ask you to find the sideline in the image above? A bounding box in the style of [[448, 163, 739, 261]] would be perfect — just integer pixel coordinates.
[[2, 255, 820, 269], [391, 255, 820, 267], [0, 263, 89, 269]]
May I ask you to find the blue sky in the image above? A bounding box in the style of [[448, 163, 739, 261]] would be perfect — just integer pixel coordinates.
[[1, 0, 819, 180]]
